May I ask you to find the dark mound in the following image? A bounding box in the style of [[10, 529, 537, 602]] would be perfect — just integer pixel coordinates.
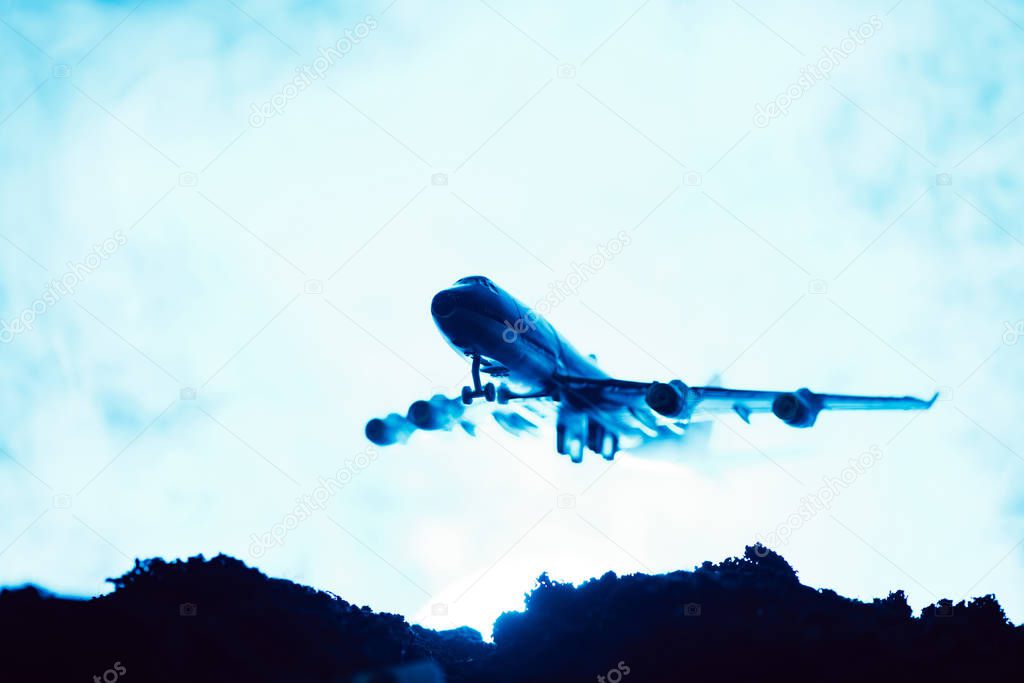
[[1, 545, 1020, 682]]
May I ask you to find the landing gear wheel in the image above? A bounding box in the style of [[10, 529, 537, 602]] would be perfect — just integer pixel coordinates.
[[496, 385, 512, 404], [461, 355, 495, 404], [599, 433, 618, 461], [557, 410, 587, 463], [568, 437, 584, 464], [556, 424, 584, 461], [556, 425, 568, 455], [586, 422, 604, 454]]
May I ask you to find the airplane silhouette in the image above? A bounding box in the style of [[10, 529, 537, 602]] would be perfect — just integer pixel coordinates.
[[365, 276, 937, 462]]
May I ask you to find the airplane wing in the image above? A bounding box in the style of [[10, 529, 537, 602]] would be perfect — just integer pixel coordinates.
[[365, 378, 936, 449], [557, 376, 938, 428], [685, 385, 938, 426]]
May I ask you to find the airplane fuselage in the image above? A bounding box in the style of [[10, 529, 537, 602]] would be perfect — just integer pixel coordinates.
[[429, 276, 663, 456], [430, 276, 608, 396]]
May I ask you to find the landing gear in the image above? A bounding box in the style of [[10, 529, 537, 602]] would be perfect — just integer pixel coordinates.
[[557, 428, 617, 462], [557, 412, 587, 464], [557, 425, 585, 463], [461, 355, 496, 405], [586, 422, 603, 454], [586, 422, 619, 461], [599, 433, 618, 461]]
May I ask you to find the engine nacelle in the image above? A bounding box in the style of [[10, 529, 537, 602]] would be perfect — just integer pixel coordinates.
[[771, 388, 823, 428], [645, 380, 690, 419], [406, 395, 463, 430], [365, 413, 415, 446]]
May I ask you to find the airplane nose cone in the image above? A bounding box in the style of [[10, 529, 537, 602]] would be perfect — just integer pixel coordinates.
[[431, 290, 457, 319]]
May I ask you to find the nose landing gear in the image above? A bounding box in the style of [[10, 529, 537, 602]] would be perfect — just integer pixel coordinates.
[[461, 355, 496, 405]]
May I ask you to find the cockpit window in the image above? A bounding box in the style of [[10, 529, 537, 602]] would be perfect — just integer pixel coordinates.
[[454, 276, 496, 291]]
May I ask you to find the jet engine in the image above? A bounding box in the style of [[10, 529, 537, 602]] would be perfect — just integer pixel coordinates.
[[365, 413, 416, 446], [645, 380, 690, 419], [406, 395, 464, 431], [771, 388, 823, 428]]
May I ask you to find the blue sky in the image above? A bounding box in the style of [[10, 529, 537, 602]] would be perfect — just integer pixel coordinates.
[[1, 0, 1023, 637]]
